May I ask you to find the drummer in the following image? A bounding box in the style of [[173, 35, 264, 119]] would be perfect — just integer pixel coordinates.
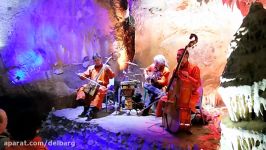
[[76, 53, 115, 121], [141, 54, 170, 116]]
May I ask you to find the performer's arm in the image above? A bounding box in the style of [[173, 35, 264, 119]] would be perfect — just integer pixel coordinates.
[[79, 67, 92, 80], [156, 68, 170, 87], [180, 67, 201, 89], [97, 65, 115, 86], [144, 65, 152, 80]]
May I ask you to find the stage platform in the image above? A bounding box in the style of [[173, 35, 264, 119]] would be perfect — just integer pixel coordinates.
[[40, 106, 221, 149]]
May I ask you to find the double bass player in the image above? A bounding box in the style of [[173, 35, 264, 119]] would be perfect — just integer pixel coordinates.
[[156, 48, 201, 117], [157, 34, 201, 133]]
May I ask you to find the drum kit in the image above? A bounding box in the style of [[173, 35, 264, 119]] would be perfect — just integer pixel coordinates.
[[119, 80, 139, 110], [116, 61, 145, 115]]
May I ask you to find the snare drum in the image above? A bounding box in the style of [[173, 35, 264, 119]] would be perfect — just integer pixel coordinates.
[[120, 81, 137, 97]]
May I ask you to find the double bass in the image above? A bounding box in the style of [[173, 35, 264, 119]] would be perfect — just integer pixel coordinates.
[[162, 34, 198, 133]]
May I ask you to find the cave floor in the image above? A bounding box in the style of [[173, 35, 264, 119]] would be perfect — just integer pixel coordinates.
[[52, 106, 222, 149]]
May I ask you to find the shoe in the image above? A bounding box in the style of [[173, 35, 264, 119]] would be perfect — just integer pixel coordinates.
[[85, 111, 97, 121], [85, 108, 98, 121], [85, 114, 93, 121], [78, 112, 87, 118], [78, 106, 89, 118], [141, 109, 149, 116]]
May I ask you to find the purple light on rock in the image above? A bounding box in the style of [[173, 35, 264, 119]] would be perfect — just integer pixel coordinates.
[[1, 0, 113, 84]]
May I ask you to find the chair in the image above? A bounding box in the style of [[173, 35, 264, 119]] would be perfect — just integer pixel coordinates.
[[105, 86, 115, 112]]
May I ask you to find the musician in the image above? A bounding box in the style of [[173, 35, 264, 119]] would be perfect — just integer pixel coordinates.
[[76, 53, 115, 121], [156, 48, 201, 117], [142, 54, 170, 116]]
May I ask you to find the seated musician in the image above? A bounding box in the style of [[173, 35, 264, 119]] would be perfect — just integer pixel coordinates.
[[76, 53, 115, 121], [142, 54, 170, 116], [156, 48, 201, 117]]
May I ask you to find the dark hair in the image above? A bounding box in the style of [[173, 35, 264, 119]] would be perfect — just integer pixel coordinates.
[[92, 53, 102, 60]]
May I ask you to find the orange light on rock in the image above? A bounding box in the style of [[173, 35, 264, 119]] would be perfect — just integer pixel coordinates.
[[113, 41, 128, 70], [117, 50, 128, 70]]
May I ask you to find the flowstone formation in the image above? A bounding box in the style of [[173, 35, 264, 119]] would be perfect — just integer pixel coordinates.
[[218, 2, 266, 150]]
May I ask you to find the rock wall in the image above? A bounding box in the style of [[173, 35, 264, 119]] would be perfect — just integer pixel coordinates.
[[131, 0, 243, 106], [219, 2, 266, 150], [222, 2, 266, 87], [0, 0, 134, 109], [220, 2, 266, 122]]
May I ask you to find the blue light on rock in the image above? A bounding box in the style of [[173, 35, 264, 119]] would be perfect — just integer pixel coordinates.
[[17, 50, 44, 68], [1, 0, 112, 84], [8, 49, 45, 83], [12, 69, 27, 82]]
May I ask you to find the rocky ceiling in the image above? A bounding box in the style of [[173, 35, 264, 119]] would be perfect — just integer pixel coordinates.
[[0, 0, 266, 108]]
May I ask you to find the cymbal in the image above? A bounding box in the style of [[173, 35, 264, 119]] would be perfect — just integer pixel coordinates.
[[126, 62, 138, 66]]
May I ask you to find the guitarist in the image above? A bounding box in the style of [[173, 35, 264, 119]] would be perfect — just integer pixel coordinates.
[[142, 54, 170, 116], [156, 48, 201, 118], [76, 53, 115, 121]]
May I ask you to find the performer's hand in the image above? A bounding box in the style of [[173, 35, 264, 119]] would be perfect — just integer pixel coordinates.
[[98, 80, 104, 85], [151, 77, 158, 83], [179, 71, 189, 78], [144, 75, 150, 81], [78, 73, 86, 80]]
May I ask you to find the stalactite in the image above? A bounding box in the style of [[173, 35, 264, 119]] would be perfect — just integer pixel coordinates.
[[110, 0, 135, 62], [219, 79, 266, 122], [123, 16, 135, 61]]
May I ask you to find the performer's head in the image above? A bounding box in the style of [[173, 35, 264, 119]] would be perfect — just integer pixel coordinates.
[[92, 53, 102, 66], [176, 48, 189, 66], [153, 54, 167, 70], [0, 109, 7, 134]]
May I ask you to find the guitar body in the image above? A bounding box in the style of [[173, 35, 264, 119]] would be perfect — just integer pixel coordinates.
[[146, 71, 163, 89]]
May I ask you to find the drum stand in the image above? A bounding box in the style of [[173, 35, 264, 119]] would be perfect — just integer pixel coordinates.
[[105, 89, 115, 113], [116, 89, 135, 115], [116, 80, 141, 115], [124, 97, 134, 115]]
